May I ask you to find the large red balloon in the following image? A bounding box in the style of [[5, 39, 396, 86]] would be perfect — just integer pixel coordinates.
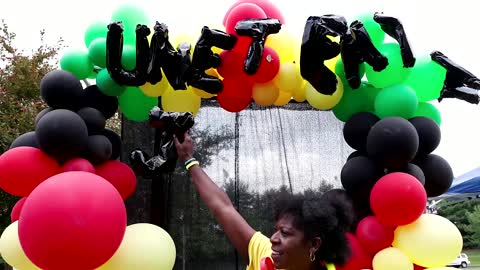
[[355, 216, 394, 255], [18, 171, 126, 270], [10, 197, 27, 222], [225, 3, 267, 34], [0, 146, 59, 196], [336, 233, 372, 270], [247, 46, 280, 83], [370, 172, 427, 226], [95, 160, 137, 200], [217, 77, 253, 112], [217, 50, 247, 79], [223, 0, 286, 25], [61, 157, 95, 173]]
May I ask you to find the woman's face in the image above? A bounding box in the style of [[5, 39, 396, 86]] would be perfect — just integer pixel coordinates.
[[269, 215, 312, 269]]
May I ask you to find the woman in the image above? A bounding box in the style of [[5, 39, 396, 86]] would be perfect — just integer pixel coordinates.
[[174, 132, 354, 270]]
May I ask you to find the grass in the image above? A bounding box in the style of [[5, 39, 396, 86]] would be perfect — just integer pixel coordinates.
[[465, 249, 480, 266]]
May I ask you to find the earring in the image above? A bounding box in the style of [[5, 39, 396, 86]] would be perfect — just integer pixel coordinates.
[[309, 249, 316, 262]]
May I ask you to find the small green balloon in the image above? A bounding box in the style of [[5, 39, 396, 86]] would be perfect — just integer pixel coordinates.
[[355, 12, 385, 47], [414, 102, 442, 125], [96, 69, 126, 96], [332, 82, 379, 122], [335, 58, 366, 87], [111, 4, 150, 45], [365, 43, 412, 88], [405, 55, 447, 102], [374, 84, 418, 119], [88, 38, 107, 68], [60, 49, 94, 80], [118, 87, 158, 122], [84, 21, 108, 48], [121, 45, 136, 71]]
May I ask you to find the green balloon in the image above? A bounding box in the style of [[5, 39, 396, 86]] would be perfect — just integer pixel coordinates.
[[84, 21, 108, 48], [335, 58, 366, 87], [355, 12, 385, 47], [96, 69, 126, 96], [374, 84, 418, 119], [118, 87, 157, 122], [121, 45, 136, 71], [332, 82, 379, 122], [365, 43, 412, 88], [111, 4, 150, 45], [405, 55, 447, 102], [88, 38, 107, 68], [60, 49, 94, 80], [414, 102, 442, 125]]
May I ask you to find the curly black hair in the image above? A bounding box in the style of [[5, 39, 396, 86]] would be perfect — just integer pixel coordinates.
[[274, 189, 355, 266]]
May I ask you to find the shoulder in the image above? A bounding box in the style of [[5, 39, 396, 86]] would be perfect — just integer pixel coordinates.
[[247, 232, 272, 270]]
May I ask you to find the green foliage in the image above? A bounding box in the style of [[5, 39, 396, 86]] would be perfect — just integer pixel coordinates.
[[437, 198, 480, 249]]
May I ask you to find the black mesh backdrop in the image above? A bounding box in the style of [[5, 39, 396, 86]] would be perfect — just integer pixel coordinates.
[[122, 101, 353, 270]]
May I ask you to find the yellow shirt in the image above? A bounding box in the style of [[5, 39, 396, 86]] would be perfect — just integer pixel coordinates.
[[246, 232, 336, 270]]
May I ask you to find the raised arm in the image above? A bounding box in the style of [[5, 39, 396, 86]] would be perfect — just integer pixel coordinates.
[[174, 132, 255, 262]]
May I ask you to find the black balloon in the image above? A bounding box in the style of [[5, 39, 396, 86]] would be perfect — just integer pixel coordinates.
[[77, 107, 106, 135], [35, 108, 53, 128], [40, 70, 84, 110], [343, 112, 380, 152], [83, 135, 112, 165], [347, 150, 364, 161], [9, 131, 39, 149], [35, 109, 89, 161], [388, 163, 425, 185], [341, 156, 384, 201], [100, 128, 122, 160], [413, 154, 453, 197], [81, 85, 118, 119], [366, 117, 419, 169], [409, 116, 441, 156]]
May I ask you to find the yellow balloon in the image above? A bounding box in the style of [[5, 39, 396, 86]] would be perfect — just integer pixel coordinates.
[[97, 223, 176, 270], [0, 221, 41, 270], [161, 86, 201, 116], [305, 79, 344, 110], [292, 80, 307, 102], [252, 82, 280, 106], [274, 89, 292, 106], [265, 26, 296, 63], [273, 62, 304, 95], [373, 247, 413, 270], [170, 32, 197, 50], [191, 68, 220, 99], [393, 214, 463, 268], [140, 80, 169, 97]]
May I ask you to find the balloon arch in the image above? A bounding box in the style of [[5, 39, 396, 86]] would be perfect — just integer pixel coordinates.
[[0, 1, 478, 270]]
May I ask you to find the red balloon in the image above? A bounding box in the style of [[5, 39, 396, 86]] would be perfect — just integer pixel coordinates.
[[0, 146, 59, 196], [95, 160, 137, 200], [355, 216, 394, 255], [18, 171, 126, 270], [370, 172, 427, 226], [61, 157, 95, 173], [217, 50, 247, 79], [225, 3, 267, 34], [414, 264, 425, 270], [223, 0, 286, 25], [10, 197, 27, 222], [336, 233, 372, 270], [232, 35, 253, 55], [217, 77, 253, 112], [247, 46, 280, 83]]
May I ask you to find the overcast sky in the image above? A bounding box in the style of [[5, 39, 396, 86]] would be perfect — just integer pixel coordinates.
[[1, 0, 480, 177]]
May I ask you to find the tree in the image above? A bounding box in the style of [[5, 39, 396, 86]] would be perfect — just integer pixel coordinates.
[[466, 205, 480, 248], [437, 199, 480, 248], [0, 20, 63, 237]]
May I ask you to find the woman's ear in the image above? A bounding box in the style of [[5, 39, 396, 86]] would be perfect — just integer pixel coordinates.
[[311, 237, 322, 250]]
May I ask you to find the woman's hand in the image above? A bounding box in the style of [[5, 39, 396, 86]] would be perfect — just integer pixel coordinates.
[[173, 131, 194, 163]]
